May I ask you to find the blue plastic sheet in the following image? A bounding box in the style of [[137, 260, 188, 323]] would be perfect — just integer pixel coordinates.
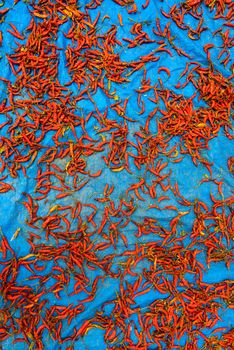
[[0, 0, 233, 349]]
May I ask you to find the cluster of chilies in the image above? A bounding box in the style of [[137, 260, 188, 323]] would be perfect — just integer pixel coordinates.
[[0, 0, 233, 349]]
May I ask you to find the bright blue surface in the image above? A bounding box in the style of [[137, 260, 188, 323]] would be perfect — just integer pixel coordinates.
[[0, 0, 233, 349]]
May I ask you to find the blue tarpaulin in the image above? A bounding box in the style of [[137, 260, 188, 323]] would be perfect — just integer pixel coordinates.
[[0, 0, 233, 349]]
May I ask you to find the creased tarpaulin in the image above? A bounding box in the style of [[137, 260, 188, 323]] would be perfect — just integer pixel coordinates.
[[0, 0, 233, 349]]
